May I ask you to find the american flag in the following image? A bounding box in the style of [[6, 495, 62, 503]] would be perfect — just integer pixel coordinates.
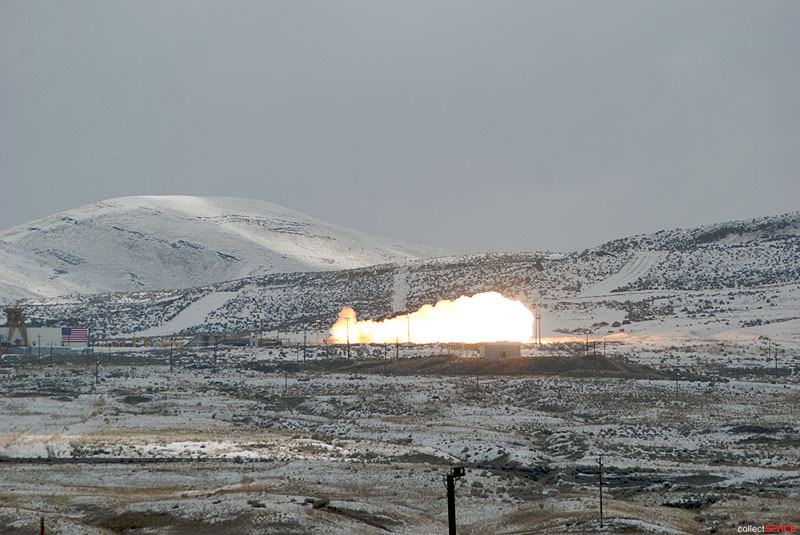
[[62, 327, 88, 344]]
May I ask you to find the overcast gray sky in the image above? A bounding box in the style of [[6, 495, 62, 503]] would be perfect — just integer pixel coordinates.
[[2, 1, 799, 253]]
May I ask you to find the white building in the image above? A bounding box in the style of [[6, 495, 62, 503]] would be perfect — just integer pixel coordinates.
[[27, 327, 89, 349], [478, 342, 521, 359]]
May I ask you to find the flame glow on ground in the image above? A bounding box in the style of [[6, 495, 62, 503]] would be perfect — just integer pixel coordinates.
[[329, 291, 534, 344]]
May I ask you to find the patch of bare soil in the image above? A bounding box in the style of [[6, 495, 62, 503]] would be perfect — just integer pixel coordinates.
[[91, 510, 255, 535]]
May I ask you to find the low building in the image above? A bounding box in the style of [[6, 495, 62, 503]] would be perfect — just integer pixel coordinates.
[[22, 327, 89, 350], [479, 342, 521, 359]]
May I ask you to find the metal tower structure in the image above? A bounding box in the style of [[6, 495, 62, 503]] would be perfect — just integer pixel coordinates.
[[5, 308, 29, 347]]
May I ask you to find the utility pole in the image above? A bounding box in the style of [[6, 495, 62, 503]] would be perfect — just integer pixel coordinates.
[[776, 347, 779, 378], [396, 337, 399, 359], [38, 335, 41, 357], [169, 341, 174, 372], [303, 332, 307, 362], [539, 310, 542, 344], [446, 467, 465, 535], [316, 319, 321, 345], [346, 317, 350, 359], [94, 351, 99, 386], [407, 317, 411, 344], [598, 456, 604, 528]]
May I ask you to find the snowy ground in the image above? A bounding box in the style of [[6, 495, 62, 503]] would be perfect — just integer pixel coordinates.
[[0, 342, 798, 534]]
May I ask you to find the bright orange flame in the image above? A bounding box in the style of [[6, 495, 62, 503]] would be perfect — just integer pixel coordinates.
[[329, 291, 534, 344]]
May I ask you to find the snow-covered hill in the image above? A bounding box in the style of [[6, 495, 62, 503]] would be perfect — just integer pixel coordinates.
[[0, 196, 449, 303], [15, 211, 800, 345]]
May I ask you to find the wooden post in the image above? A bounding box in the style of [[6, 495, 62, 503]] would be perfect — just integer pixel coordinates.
[[446, 467, 464, 534], [598, 456, 604, 527], [776, 348, 779, 377], [447, 472, 456, 535], [675, 369, 679, 395]]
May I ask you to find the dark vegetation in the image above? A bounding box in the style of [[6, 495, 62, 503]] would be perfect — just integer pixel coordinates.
[[245, 354, 666, 380]]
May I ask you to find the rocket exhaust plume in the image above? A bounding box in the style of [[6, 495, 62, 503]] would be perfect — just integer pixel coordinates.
[[329, 291, 533, 344]]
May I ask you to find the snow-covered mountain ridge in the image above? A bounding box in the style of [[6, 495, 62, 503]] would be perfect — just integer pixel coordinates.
[[15, 210, 800, 344], [0, 196, 449, 303], [587, 212, 800, 292], [597, 211, 800, 252]]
